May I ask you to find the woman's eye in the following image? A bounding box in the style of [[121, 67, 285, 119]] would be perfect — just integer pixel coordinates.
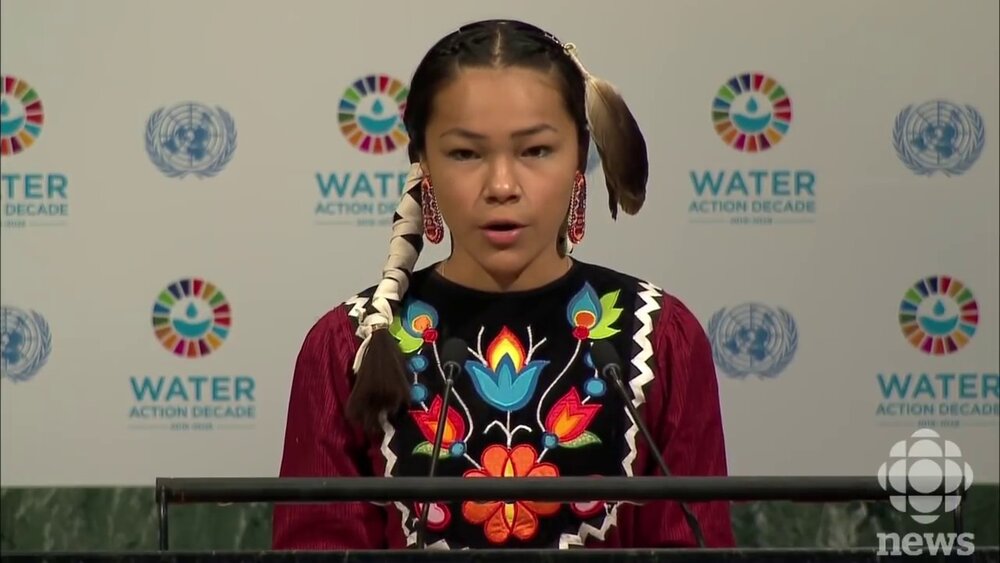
[[523, 146, 552, 158], [448, 149, 478, 161]]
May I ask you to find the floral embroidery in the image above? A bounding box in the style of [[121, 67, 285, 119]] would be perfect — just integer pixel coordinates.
[[410, 396, 468, 458], [465, 327, 549, 412], [541, 388, 602, 450], [462, 444, 560, 544], [570, 500, 606, 518], [370, 275, 652, 548], [414, 502, 452, 532], [390, 299, 439, 353], [567, 283, 622, 340]]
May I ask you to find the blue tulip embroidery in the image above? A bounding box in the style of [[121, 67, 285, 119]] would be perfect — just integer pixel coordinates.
[[465, 326, 549, 412]]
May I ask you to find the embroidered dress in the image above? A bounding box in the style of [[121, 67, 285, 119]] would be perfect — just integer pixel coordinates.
[[273, 260, 735, 549]]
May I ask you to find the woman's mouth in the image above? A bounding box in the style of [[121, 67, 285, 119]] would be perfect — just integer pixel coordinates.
[[481, 221, 525, 247]]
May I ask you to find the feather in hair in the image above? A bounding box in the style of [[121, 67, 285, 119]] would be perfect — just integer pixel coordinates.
[[564, 43, 648, 220]]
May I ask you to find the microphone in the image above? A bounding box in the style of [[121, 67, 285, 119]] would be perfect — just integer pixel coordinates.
[[416, 337, 469, 549], [589, 340, 707, 548]]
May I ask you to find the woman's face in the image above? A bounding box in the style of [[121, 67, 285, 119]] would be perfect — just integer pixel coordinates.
[[422, 66, 580, 279]]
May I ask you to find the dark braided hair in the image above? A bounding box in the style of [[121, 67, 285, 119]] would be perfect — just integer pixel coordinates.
[[347, 20, 648, 435]]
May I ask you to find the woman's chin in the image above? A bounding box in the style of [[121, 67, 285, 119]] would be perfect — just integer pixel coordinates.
[[474, 247, 567, 288], [477, 250, 532, 278]]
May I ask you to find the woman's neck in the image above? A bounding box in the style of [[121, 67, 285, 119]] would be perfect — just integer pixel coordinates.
[[436, 249, 573, 293]]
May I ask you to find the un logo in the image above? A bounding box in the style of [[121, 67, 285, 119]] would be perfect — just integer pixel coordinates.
[[893, 101, 985, 177], [1, 306, 52, 383], [708, 303, 798, 379], [145, 102, 237, 178]]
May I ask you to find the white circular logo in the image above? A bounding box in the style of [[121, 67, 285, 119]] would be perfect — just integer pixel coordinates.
[[877, 429, 974, 524]]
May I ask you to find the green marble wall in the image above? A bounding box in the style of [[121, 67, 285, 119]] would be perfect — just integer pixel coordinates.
[[1, 485, 997, 551]]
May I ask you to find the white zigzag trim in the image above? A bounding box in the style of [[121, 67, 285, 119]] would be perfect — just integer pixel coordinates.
[[623, 281, 662, 476], [345, 293, 368, 320], [378, 416, 422, 548], [559, 499, 622, 547], [629, 281, 662, 413], [558, 280, 663, 548]]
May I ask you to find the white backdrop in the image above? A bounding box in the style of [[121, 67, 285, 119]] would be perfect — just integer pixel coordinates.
[[1, 0, 997, 486]]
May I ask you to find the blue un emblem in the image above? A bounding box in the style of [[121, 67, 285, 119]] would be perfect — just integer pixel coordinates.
[[145, 102, 237, 178], [1, 306, 52, 383], [893, 100, 985, 177], [707, 303, 798, 379]]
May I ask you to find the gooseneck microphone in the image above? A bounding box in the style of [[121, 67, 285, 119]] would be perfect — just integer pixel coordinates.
[[415, 337, 469, 550], [590, 340, 707, 548]]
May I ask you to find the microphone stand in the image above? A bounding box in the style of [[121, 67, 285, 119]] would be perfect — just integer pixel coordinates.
[[415, 361, 458, 549], [605, 363, 708, 548]]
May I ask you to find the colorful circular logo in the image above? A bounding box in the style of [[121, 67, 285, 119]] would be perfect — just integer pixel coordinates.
[[899, 275, 978, 355], [152, 278, 231, 358], [338, 74, 409, 154], [712, 73, 791, 152], [1, 75, 44, 156]]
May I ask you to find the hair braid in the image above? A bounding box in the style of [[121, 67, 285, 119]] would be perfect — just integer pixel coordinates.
[[346, 163, 426, 433]]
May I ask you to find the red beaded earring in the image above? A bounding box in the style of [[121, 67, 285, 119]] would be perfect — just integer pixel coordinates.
[[421, 175, 444, 244], [568, 171, 587, 244]]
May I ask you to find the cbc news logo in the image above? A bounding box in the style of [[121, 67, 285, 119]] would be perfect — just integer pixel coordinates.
[[877, 428, 973, 524], [876, 429, 977, 556]]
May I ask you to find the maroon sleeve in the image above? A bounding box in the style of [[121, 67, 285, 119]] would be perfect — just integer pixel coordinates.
[[271, 306, 388, 549], [631, 293, 736, 548]]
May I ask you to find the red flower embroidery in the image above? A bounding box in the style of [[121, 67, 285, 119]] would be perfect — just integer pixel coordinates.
[[570, 500, 606, 518], [544, 388, 601, 444], [462, 444, 560, 544], [572, 326, 590, 340], [423, 328, 439, 343], [413, 502, 452, 532], [570, 474, 607, 518], [409, 396, 465, 449]]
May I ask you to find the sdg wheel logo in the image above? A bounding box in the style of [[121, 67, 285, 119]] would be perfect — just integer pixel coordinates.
[[899, 275, 978, 355], [1, 75, 44, 156], [712, 72, 791, 152], [152, 278, 231, 358], [338, 74, 409, 154]]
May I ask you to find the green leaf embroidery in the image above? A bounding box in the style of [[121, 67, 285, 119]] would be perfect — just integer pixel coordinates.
[[560, 431, 602, 449], [389, 313, 423, 354], [412, 441, 450, 458], [399, 335, 424, 354], [589, 291, 622, 339], [389, 311, 403, 335], [588, 325, 620, 340], [598, 290, 621, 315], [600, 305, 623, 328]]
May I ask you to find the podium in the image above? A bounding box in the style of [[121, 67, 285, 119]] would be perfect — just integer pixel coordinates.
[[3, 476, 997, 562], [2, 549, 999, 562]]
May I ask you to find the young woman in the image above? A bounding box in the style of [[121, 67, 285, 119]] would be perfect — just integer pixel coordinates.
[[273, 19, 735, 550]]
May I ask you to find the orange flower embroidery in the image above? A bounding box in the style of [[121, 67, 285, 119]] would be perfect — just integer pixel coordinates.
[[462, 444, 560, 544]]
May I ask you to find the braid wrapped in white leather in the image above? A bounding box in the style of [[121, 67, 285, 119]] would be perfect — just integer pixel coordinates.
[[352, 162, 426, 374]]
